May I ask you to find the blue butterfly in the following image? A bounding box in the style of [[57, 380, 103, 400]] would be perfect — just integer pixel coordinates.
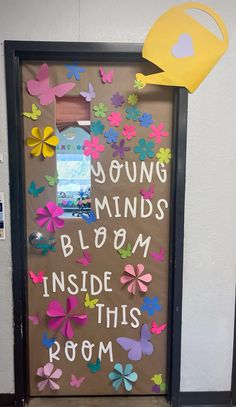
[[35, 237, 56, 256], [65, 63, 86, 80], [28, 181, 45, 198], [42, 332, 56, 349], [87, 358, 101, 373], [81, 210, 96, 225]]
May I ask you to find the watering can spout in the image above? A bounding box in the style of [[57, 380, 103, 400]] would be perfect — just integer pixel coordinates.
[[136, 72, 184, 89]]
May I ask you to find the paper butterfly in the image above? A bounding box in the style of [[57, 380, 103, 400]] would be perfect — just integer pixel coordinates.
[[42, 332, 56, 349], [76, 250, 92, 266], [140, 185, 155, 200], [84, 293, 99, 309], [65, 64, 86, 80], [28, 315, 41, 325], [150, 247, 165, 263], [150, 321, 167, 335], [81, 210, 96, 225], [99, 67, 114, 84], [29, 270, 44, 284], [87, 358, 101, 373], [27, 63, 75, 106], [45, 170, 58, 187], [23, 103, 41, 120], [118, 243, 132, 259], [116, 323, 153, 361], [28, 181, 45, 198], [70, 374, 86, 388], [80, 83, 96, 102], [35, 236, 56, 256]]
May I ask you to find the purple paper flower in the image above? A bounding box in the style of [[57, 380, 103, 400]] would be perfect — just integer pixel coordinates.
[[138, 113, 153, 128], [111, 92, 125, 108], [111, 139, 131, 160]]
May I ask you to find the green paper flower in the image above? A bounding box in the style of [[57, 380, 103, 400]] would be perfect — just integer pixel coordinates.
[[134, 79, 145, 90], [128, 93, 138, 106], [93, 103, 108, 118], [134, 138, 155, 161], [156, 147, 172, 164]]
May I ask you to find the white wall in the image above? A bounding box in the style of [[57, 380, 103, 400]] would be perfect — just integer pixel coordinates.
[[0, 0, 235, 394]]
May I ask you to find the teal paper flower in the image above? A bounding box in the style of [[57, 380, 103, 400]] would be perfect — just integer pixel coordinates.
[[125, 106, 140, 121], [134, 138, 155, 161], [108, 363, 138, 392], [91, 120, 105, 135]]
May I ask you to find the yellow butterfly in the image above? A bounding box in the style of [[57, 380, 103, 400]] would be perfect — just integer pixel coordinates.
[[84, 293, 99, 309], [23, 104, 41, 121]]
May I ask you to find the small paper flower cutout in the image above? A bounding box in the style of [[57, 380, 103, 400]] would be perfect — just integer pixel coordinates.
[[108, 363, 138, 392], [138, 113, 153, 128], [26, 126, 58, 158], [149, 123, 168, 143], [133, 138, 155, 161], [47, 295, 88, 339], [108, 112, 123, 127], [37, 362, 62, 392], [120, 264, 152, 294], [125, 106, 141, 121], [134, 79, 145, 89], [36, 201, 64, 233], [91, 120, 105, 135], [104, 128, 119, 144], [151, 374, 166, 393], [156, 147, 172, 164], [93, 103, 108, 118], [140, 296, 162, 316], [83, 137, 105, 159], [111, 92, 125, 108], [122, 125, 136, 140], [111, 139, 131, 159], [128, 93, 138, 106]]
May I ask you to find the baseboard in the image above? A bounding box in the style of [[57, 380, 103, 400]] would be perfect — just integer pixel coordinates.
[[0, 393, 15, 406], [180, 391, 231, 406]]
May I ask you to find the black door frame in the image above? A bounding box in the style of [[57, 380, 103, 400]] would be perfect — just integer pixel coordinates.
[[4, 41, 188, 407]]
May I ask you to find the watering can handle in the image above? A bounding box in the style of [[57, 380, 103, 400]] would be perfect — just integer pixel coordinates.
[[178, 2, 228, 49]]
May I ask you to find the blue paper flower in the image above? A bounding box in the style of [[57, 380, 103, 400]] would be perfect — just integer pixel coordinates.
[[108, 363, 138, 392], [91, 120, 105, 135], [104, 128, 119, 144], [65, 64, 86, 80], [140, 296, 162, 316], [133, 138, 155, 161], [125, 106, 141, 121], [138, 113, 153, 128]]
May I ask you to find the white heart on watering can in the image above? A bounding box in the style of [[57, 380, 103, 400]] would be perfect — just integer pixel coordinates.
[[171, 33, 194, 58]]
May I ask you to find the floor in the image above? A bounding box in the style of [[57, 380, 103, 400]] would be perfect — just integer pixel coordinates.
[[28, 396, 169, 407]]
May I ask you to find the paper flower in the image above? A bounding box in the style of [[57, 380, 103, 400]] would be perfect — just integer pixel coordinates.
[[151, 374, 166, 393], [93, 103, 108, 118], [108, 363, 138, 392], [108, 112, 123, 127], [36, 201, 64, 233], [134, 138, 155, 161], [125, 106, 140, 121], [65, 64, 85, 80], [134, 79, 145, 89], [26, 126, 59, 158], [149, 123, 168, 144], [47, 295, 88, 339], [120, 264, 152, 294], [104, 128, 119, 144], [83, 137, 105, 159], [139, 113, 153, 128], [111, 92, 125, 108], [122, 125, 136, 140], [140, 296, 162, 316], [128, 93, 138, 106], [156, 147, 172, 164], [37, 362, 62, 392], [91, 120, 105, 135], [111, 139, 131, 159]]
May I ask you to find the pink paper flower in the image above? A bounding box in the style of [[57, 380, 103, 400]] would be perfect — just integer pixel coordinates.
[[107, 112, 123, 127], [122, 125, 137, 140], [36, 201, 64, 233], [47, 295, 88, 339], [120, 264, 152, 294], [37, 362, 62, 392], [149, 123, 168, 144], [83, 137, 105, 159]]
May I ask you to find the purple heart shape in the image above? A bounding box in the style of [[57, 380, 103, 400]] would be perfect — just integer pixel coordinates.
[[172, 34, 194, 58]]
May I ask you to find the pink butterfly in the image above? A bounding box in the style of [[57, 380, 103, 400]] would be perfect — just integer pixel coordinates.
[[150, 247, 165, 263], [27, 63, 75, 105], [29, 270, 44, 284], [140, 185, 155, 200], [80, 83, 96, 102], [76, 250, 92, 266], [70, 374, 86, 388], [99, 67, 114, 84], [150, 321, 167, 335], [28, 315, 41, 325]]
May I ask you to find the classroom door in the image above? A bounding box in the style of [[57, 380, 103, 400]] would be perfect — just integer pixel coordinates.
[[21, 60, 173, 396]]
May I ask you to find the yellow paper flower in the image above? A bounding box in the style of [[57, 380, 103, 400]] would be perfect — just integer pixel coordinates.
[[156, 147, 172, 164], [26, 126, 59, 158], [128, 93, 138, 106]]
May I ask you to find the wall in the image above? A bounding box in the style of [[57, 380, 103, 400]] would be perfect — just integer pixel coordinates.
[[0, 0, 235, 394]]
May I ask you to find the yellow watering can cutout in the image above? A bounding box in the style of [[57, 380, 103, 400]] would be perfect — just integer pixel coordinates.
[[136, 2, 228, 92]]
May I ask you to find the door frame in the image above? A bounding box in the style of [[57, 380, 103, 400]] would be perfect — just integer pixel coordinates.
[[4, 41, 188, 407]]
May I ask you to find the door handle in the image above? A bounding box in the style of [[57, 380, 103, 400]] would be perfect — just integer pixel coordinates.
[[28, 232, 43, 246]]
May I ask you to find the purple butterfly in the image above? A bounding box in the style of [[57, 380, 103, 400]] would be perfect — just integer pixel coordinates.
[[116, 323, 153, 361], [80, 83, 96, 102]]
